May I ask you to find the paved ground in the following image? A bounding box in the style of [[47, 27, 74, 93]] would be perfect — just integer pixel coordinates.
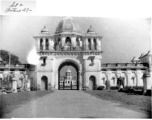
[[3, 90, 148, 118]]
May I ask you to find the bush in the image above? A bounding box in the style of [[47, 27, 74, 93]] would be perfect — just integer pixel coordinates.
[[97, 86, 104, 90], [110, 86, 118, 90]]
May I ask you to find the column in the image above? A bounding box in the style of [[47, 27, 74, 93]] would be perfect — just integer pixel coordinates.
[[85, 38, 88, 50], [71, 36, 76, 48], [37, 38, 40, 51], [97, 38, 101, 50], [79, 38, 82, 47], [52, 38, 55, 50], [26, 79, 31, 91], [49, 38, 52, 50], [83, 58, 88, 89], [55, 71, 58, 89], [79, 71, 82, 90], [126, 70, 132, 87], [12, 78, 17, 93], [49, 38, 54, 50], [106, 70, 112, 89], [43, 38, 46, 50], [61, 36, 66, 48], [91, 38, 94, 50]]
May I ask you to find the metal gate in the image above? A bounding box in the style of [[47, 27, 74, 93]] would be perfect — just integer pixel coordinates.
[[59, 77, 78, 90]]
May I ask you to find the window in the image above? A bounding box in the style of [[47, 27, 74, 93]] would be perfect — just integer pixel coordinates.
[[46, 39, 49, 50], [132, 77, 135, 84], [88, 38, 91, 50], [112, 77, 115, 84], [40, 39, 43, 50], [94, 38, 97, 50], [102, 78, 105, 84]]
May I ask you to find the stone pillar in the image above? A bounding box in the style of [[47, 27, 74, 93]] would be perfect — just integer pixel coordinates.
[[106, 70, 113, 88], [37, 38, 40, 51], [26, 79, 31, 91], [85, 38, 89, 50], [43, 38, 46, 50], [55, 71, 58, 89], [49, 38, 54, 50], [71, 36, 76, 48], [79, 71, 82, 90], [91, 38, 94, 50], [48, 38, 51, 50], [12, 78, 17, 93], [126, 70, 132, 87], [83, 57, 88, 89], [97, 38, 101, 50], [145, 71, 152, 91], [79, 38, 82, 47], [61, 36, 66, 48], [136, 70, 140, 87]]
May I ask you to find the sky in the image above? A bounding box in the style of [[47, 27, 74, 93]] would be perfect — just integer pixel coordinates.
[[0, 16, 151, 64]]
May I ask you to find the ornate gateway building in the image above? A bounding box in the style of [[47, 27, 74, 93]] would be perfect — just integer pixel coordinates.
[[33, 17, 152, 93]]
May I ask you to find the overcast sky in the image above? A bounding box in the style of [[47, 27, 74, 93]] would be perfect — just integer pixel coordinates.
[[0, 16, 151, 63]]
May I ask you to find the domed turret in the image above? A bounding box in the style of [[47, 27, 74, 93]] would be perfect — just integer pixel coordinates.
[[41, 26, 49, 34], [55, 17, 81, 35], [86, 25, 97, 36]]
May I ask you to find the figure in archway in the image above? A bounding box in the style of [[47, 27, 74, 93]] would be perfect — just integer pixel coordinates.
[[64, 37, 71, 50], [58, 61, 79, 90]]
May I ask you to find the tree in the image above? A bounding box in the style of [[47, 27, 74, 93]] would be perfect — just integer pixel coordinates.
[[0, 50, 21, 64]]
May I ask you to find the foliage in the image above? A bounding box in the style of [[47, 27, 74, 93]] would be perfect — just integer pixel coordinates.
[[0, 50, 21, 64]]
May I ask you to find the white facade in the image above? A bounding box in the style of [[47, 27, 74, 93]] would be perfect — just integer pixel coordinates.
[[33, 17, 152, 93]]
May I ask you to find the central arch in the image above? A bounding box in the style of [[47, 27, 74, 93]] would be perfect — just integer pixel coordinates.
[[58, 60, 80, 90]]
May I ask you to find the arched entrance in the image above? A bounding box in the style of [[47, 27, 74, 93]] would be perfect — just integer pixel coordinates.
[[58, 60, 79, 90], [89, 76, 96, 90], [41, 76, 48, 90]]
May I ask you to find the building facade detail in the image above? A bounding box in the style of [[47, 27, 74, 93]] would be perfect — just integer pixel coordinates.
[[32, 17, 152, 93]]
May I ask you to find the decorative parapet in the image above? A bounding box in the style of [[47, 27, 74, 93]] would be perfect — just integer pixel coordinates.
[[0, 64, 26, 70], [38, 51, 103, 56], [101, 63, 147, 70]]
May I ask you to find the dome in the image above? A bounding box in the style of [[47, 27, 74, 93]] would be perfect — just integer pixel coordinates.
[[86, 25, 97, 35], [55, 17, 81, 35], [41, 26, 49, 34]]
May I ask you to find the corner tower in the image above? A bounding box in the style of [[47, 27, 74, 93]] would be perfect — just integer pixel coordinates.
[[33, 17, 103, 90]]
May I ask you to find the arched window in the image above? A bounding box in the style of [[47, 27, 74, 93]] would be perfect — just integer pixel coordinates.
[[46, 39, 49, 50], [89, 76, 96, 90], [41, 76, 48, 90], [88, 38, 91, 50], [64, 37, 71, 51], [40, 38, 43, 50], [93, 38, 97, 50], [132, 77, 135, 85], [112, 77, 115, 84]]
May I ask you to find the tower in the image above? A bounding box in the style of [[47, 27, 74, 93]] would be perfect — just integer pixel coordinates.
[[33, 17, 103, 90]]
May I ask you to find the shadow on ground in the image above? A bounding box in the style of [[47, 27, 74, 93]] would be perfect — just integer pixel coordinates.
[[0, 90, 53, 118], [84, 90, 151, 118]]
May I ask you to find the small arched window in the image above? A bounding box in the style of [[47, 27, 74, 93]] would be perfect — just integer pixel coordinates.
[[93, 38, 97, 50], [40, 39, 43, 50], [88, 38, 91, 50], [46, 39, 49, 50]]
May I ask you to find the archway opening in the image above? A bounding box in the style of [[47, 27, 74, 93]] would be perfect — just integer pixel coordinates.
[[65, 37, 71, 44], [41, 76, 48, 90], [89, 76, 96, 90], [58, 61, 79, 90]]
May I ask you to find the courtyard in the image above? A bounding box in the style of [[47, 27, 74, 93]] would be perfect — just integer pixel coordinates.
[[0, 90, 151, 118]]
